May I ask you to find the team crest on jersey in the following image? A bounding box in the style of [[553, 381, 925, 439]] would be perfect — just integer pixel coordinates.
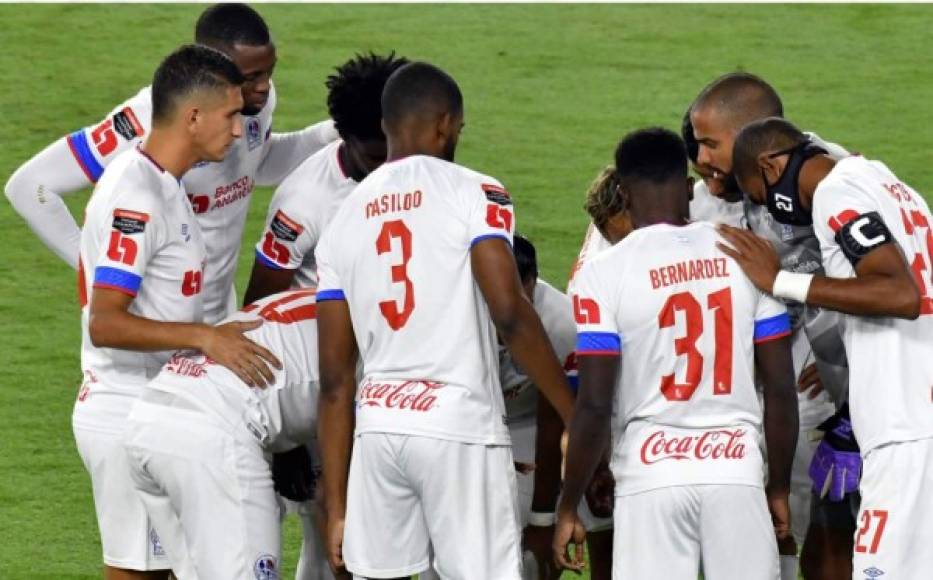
[[112, 209, 149, 234], [270, 210, 303, 241], [149, 528, 165, 557], [482, 183, 512, 206], [246, 117, 262, 151], [781, 224, 795, 241], [862, 567, 884, 579], [254, 554, 278, 580]]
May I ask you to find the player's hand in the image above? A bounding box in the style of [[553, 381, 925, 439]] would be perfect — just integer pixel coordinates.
[[765, 485, 793, 544], [200, 320, 282, 388], [552, 507, 586, 574], [797, 363, 824, 399], [584, 461, 615, 519], [523, 524, 561, 579], [716, 224, 782, 293], [272, 445, 316, 502], [324, 514, 346, 574]]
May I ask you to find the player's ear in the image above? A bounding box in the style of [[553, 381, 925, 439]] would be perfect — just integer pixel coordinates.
[[758, 151, 784, 184], [183, 104, 201, 134]]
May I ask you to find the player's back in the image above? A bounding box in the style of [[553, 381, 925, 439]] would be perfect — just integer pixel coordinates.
[[149, 289, 320, 451], [574, 222, 790, 494], [316, 155, 514, 445]]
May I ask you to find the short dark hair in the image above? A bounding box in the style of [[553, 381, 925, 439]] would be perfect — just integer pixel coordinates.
[[732, 117, 808, 183], [693, 72, 783, 130], [326, 52, 409, 141], [195, 3, 270, 49], [512, 234, 538, 283], [151, 44, 245, 125], [382, 62, 463, 131], [614, 127, 688, 185]]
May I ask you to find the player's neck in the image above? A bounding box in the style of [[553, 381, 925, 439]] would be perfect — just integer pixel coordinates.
[[633, 215, 689, 229], [797, 155, 836, 212], [141, 129, 199, 180], [386, 135, 442, 162]]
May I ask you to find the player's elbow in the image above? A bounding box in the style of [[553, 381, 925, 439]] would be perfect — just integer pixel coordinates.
[[488, 294, 527, 342], [4, 166, 29, 210], [891, 278, 922, 320], [87, 312, 118, 348]]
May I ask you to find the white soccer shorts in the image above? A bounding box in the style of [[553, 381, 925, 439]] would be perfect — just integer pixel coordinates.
[[612, 485, 779, 580], [851, 437, 933, 580], [73, 422, 171, 571], [342, 433, 523, 579], [123, 399, 282, 580]]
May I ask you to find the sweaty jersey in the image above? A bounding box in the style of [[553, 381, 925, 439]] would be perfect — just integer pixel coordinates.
[[65, 84, 337, 322], [316, 155, 515, 445], [499, 279, 577, 423], [146, 289, 320, 452], [812, 155, 933, 454], [572, 222, 791, 495], [75, 148, 206, 432], [254, 140, 356, 288]]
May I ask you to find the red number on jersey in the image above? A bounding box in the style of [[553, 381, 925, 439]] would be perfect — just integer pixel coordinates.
[[181, 270, 202, 297], [657, 288, 734, 401], [854, 509, 888, 555], [91, 119, 118, 157], [106, 230, 138, 266], [573, 295, 601, 324], [375, 220, 415, 330], [486, 204, 513, 231], [901, 208, 933, 315], [261, 232, 291, 266], [243, 289, 318, 324], [187, 194, 210, 215]]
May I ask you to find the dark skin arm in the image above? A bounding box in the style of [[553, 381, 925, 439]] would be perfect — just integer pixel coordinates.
[[523, 396, 564, 579], [315, 298, 359, 575], [755, 335, 799, 548], [718, 225, 921, 319], [470, 238, 576, 425], [89, 287, 281, 387], [553, 354, 618, 574], [243, 259, 296, 306]]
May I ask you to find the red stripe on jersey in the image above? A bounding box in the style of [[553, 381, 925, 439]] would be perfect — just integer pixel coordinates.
[[66, 134, 97, 183], [577, 350, 621, 356], [92, 282, 138, 297], [77, 258, 88, 307], [753, 329, 791, 344]]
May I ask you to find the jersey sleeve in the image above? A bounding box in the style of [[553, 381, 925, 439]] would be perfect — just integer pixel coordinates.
[[811, 174, 880, 265], [255, 120, 340, 187], [466, 177, 515, 247], [753, 292, 792, 344], [571, 263, 622, 356], [90, 191, 164, 298], [254, 185, 313, 271], [314, 227, 344, 302], [65, 89, 151, 183]]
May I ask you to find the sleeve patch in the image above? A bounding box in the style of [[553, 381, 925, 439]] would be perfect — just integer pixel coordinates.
[[270, 209, 303, 241], [316, 289, 346, 302], [482, 183, 512, 206], [834, 211, 893, 266], [66, 130, 105, 182], [576, 331, 622, 355], [112, 209, 150, 235], [93, 266, 142, 295], [112, 107, 144, 141], [754, 312, 791, 343]]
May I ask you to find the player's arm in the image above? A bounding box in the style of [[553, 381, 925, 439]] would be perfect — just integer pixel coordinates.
[[718, 223, 921, 319], [315, 296, 358, 574], [89, 289, 280, 388], [471, 239, 575, 425], [243, 260, 296, 305], [254, 120, 339, 186], [243, 203, 310, 305]]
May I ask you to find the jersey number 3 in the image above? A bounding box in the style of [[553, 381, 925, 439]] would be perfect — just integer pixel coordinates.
[[376, 220, 415, 330], [658, 288, 733, 401]]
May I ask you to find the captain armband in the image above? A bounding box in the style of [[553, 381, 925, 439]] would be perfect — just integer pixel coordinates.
[[834, 211, 893, 266]]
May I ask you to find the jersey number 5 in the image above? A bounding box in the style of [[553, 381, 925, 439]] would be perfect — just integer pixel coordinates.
[[106, 230, 138, 266], [658, 288, 733, 401], [376, 220, 415, 330]]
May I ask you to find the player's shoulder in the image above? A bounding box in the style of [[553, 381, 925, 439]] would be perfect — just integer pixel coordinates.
[[273, 140, 345, 202]]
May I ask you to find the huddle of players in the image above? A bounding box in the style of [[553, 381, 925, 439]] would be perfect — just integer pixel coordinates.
[[6, 4, 933, 580]]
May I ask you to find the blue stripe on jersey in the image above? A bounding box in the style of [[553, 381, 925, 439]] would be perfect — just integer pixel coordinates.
[[67, 130, 105, 182], [316, 289, 346, 302], [93, 266, 142, 294], [576, 331, 622, 355], [255, 248, 286, 271], [470, 233, 511, 248], [754, 312, 791, 342]]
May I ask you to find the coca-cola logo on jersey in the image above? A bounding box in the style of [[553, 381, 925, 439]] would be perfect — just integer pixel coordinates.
[[639, 428, 747, 465], [357, 379, 444, 412]]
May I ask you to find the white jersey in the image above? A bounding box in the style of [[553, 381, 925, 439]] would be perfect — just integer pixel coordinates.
[[65, 84, 337, 322], [316, 155, 515, 445], [146, 289, 320, 452], [500, 279, 576, 422], [254, 140, 356, 288], [571, 222, 790, 495], [812, 155, 933, 454], [75, 148, 206, 432]]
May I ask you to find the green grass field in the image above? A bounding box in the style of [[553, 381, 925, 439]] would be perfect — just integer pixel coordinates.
[[2, 3, 933, 578]]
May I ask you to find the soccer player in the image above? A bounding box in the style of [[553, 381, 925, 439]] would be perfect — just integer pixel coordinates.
[[243, 51, 409, 304], [555, 128, 799, 580], [75, 45, 281, 580], [124, 289, 328, 580], [314, 61, 576, 580], [722, 117, 933, 580], [4, 3, 337, 324], [690, 73, 854, 580]]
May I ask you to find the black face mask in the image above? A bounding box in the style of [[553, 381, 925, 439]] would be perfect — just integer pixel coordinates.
[[764, 141, 827, 226]]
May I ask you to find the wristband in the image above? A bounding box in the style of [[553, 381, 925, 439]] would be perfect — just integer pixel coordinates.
[[772, 271, 814, 303], [527, 511, 555, 527]]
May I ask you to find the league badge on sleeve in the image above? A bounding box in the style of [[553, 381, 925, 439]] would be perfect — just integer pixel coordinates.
[[112, 209, 149, 234], [247, 117, 262, 151], [481, 183, 512, 206], [112, 107, 145, 141]]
